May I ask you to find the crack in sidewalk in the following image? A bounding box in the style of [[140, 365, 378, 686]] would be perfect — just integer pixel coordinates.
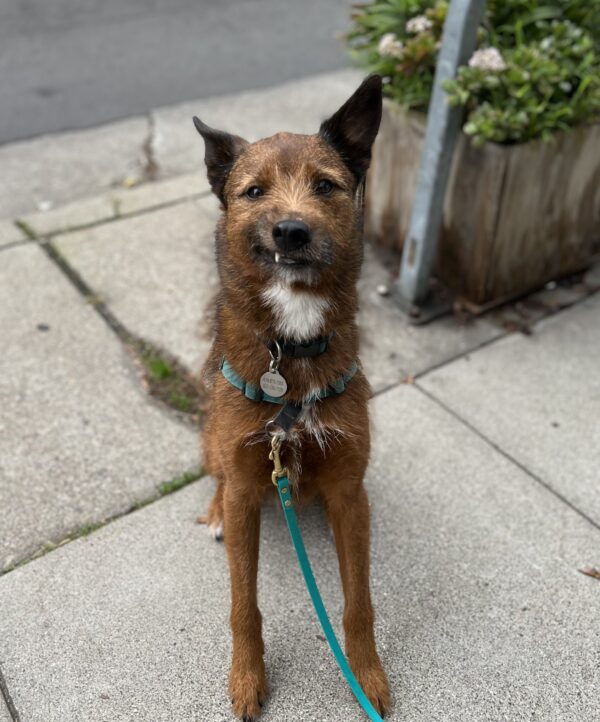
[[7, 186, 211, 249], [0, 468, 204, 578], [372, 282, 600, 400], [0, 238, 32, 253], [0, 224, 208, 576], [372, 328, 507, 399], [142, 113, 160, 182], [15, 220, 207, 425], [0, 664, 20, 722], [414, 381, 600, 535]]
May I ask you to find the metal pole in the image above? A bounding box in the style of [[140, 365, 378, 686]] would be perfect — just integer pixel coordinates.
[[396, 0, 486, 307]]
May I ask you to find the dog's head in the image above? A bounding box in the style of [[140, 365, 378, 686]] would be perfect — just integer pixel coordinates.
[[193, 76, 382, 289]]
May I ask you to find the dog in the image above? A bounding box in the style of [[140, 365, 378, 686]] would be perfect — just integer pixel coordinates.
[[194, 75, 389, 721]]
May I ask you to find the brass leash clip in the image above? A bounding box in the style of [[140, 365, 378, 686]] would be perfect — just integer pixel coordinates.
[[269, 434, 288, 485]]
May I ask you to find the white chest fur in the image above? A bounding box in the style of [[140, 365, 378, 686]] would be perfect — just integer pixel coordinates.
[[261, 282, 329, 341]]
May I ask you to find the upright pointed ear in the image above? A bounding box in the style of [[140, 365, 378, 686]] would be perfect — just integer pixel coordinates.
[[318, 75, 382, 180], [193, 117, 249, 202]]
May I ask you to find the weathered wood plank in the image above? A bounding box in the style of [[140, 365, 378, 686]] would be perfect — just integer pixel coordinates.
[[365, 101, 600, 305], [439, 135, 508, 302], [365, 101, 425, 250], [487, 123, 600, 301]]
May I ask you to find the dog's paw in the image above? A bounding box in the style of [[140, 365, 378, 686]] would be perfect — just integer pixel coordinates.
[[196, 514, 224, 541], [197, 514, 224, 541], [354, 662, 391, 718], [229, 669, 267, 721], [208, 519, 224, 540]]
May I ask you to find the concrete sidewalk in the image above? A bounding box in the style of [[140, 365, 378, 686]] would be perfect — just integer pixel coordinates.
[[1, 70, 599, 722]]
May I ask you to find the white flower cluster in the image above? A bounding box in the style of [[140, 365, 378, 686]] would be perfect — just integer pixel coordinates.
[[378, 32, 404, 58], [468, 47, 507, 72], [406, 15, 433, 34]]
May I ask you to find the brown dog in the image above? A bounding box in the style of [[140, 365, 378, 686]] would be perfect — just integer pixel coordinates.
[[194, 75, 389, 721]]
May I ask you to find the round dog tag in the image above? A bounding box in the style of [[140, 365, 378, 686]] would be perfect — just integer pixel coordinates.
[[260, 370, 288, 398]]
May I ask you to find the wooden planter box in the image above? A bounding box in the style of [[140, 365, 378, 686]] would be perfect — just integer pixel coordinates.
[[365, 99, 600, 306]]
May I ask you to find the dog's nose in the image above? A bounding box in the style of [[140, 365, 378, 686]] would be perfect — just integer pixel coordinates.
[[272, 220, 311, 252]]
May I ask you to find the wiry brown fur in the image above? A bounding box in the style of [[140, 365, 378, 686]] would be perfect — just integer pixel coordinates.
[[195, 76, 390, 721]]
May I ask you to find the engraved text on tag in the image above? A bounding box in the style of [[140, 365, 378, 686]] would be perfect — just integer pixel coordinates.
[[260, 370, 288, 398]]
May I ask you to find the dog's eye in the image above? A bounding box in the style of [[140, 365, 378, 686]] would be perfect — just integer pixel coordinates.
[[315, 179, 334, 196], [245, 186, 263, 200]]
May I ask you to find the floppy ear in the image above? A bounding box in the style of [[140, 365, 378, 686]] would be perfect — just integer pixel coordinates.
[[193, 117, 248, 202], [318, 75, 382, 180]]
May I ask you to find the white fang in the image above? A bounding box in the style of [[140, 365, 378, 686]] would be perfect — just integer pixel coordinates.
[[262, 282, 329, 341]]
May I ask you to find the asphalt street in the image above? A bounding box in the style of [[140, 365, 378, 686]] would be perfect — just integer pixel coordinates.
[[0, 0, 354, 144]]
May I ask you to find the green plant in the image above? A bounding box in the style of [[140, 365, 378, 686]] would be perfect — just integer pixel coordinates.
[[169, 391, 194, 413], [144, 354, 174, 381], [130, 339, 206, 421], [158, 470, 202, 496], [347, 0, 600, 144], [347, 1, 448, 111]]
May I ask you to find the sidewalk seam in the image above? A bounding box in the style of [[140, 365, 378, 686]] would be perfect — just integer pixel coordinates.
[[372, 324, 507, 398], [373, 285, 599, 401], [9, 186, 211, 246], [0, 239, 32, 253], [38, 237, 130, 338], [24, 227, 206, 427], [1, 468, 204, 578], [414, 381, 600, 534], [0, 225, 206, 577], [0, 664, 20, 722]]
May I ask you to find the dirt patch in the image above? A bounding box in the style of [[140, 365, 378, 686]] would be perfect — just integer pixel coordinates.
[[126, 337, 208, 426]]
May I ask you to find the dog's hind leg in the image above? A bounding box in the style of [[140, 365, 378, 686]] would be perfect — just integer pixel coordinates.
[[196, 479, 224, 541], [198, 409, 226, 540]]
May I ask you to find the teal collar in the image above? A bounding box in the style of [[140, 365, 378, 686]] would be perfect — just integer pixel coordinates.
[[220, 358, 358, 405]]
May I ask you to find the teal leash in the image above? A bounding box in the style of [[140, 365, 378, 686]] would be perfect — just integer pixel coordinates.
[[274, 473, 384, 722]]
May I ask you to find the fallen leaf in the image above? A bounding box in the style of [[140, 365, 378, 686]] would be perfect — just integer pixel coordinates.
[[578, 566, 600, 581], [120, 175, 139, 189]]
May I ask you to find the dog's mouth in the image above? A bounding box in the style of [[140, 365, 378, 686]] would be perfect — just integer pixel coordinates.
[[273, 251, 312, 267], [253, 245, 316, 269]]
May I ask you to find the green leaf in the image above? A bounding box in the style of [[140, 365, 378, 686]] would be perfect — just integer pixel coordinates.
[[345, 0, 600, 142]]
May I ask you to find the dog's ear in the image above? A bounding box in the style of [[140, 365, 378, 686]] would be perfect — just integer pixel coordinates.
[[319, 75, 382, 180], [193, 117, 248, 202]]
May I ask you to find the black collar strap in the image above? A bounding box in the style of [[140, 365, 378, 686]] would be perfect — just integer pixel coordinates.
[[268, 401, 303, 435], [265, 334, 333, 360]]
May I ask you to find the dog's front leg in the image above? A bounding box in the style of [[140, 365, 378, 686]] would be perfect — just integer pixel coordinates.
[[325, 479, 391, 717], [223, 480, 266, 721]]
